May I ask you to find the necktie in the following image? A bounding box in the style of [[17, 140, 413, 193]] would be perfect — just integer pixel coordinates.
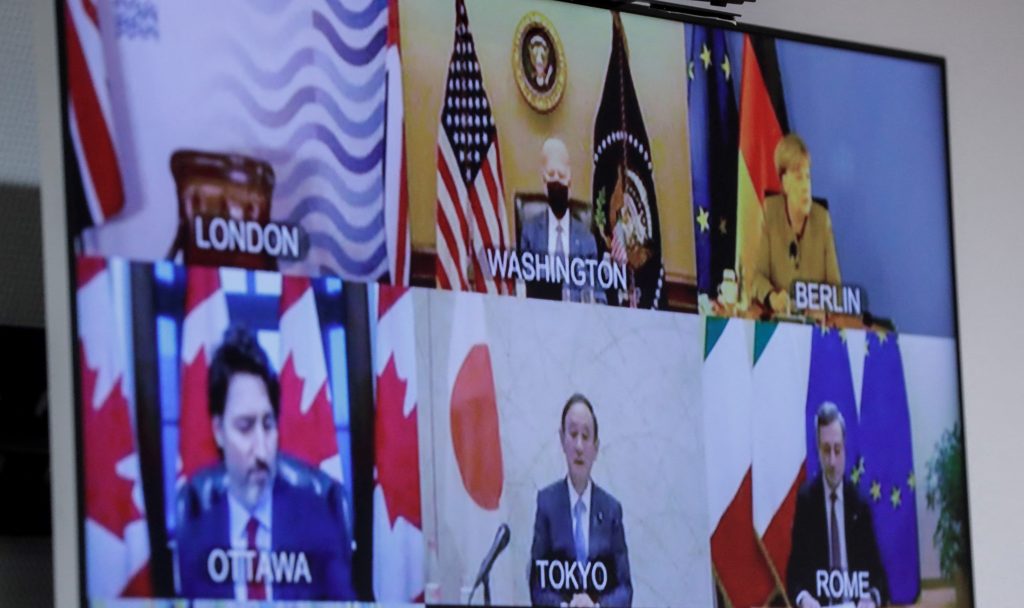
[[573, 498, 587, 565], [246, 516, 266, 600], [829, 490, 841, 571], [556, 224, 571, 300]]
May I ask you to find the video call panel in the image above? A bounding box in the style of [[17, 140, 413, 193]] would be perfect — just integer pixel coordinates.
[[61, 0, 969, 606]]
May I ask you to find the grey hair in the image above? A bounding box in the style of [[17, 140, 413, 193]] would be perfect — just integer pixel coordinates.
[[815, 401, 846, 445]]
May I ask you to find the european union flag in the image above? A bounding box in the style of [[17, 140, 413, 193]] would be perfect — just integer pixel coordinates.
[[804, 328, 860, 482], [686, 24, 738, 298], [859, 332, 920, 603]]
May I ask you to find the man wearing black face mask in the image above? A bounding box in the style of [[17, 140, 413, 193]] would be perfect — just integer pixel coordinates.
[[519, 138, 605, 303]]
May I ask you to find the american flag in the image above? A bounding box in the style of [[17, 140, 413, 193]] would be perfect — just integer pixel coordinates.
[[64, 0, 125, 228], [434, 0, 512, 294]]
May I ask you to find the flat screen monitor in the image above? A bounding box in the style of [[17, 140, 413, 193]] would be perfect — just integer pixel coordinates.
[[39, 0, 972, 606]]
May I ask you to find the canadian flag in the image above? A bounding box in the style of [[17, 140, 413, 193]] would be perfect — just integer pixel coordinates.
[[442, 293, 509, 601], [178, 266, 230, 479], [76, 257, 151, 597], [373, 285, 424, 601], [751, 322, 812, 591], [384, 0, 410, 286], [277, 276, 342, 480], [702, 318, 776, 607]]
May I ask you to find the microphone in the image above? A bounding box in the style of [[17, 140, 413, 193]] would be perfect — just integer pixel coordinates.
[[789, 240, 799, 269], [471, 523, 511, 590]]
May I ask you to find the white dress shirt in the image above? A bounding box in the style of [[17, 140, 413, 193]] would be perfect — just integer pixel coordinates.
[[228, 491, 273, 600]]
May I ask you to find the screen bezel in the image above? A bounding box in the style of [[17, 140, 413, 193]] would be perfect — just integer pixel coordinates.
[[33, 0, 971, 605]]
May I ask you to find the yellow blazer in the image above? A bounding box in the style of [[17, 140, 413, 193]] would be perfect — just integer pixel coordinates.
[[749, 194, 841, 304]]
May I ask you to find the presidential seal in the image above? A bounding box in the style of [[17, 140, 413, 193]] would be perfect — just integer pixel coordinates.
[[513, 12, 567, 114]]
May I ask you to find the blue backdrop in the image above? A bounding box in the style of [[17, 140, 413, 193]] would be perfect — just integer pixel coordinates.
[[719, 33, 955, 337]]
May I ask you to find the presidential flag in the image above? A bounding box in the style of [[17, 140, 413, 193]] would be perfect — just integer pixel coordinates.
[[859, 332, 920, 603], [277, 276, 343, 482], [64, 0, 125, 232], [373, 285, 424, 601], [178, 266, 230, 480], [687, 25, 739, 302], [385, 0, 411, 286], [434, 0, 512, 295], [77, 257, 151, 597], [593, 13, 665, 309], [736, 34, 789, 300]]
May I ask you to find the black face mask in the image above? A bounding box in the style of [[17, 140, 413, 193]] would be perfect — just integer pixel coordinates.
[[547, 182, 569, 218]]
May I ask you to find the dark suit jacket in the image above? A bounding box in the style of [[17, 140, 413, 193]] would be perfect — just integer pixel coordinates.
[[175, 455, 356, 600], [519, 209, 606, 303], [786, 475, 889, 606], [529, 479, 631, 607]]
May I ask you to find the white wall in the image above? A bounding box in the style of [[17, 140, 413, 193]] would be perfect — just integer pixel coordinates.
[[737, 1, 1024, 605]]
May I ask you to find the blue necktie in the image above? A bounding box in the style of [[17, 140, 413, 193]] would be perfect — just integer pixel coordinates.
[[573, 497, 587, 565]]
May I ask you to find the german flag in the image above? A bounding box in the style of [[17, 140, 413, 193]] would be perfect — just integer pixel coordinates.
[[736, 34, 790, 305]]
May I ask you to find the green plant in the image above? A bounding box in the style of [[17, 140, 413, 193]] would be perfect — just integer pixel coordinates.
[[925, 421, 971, 582]]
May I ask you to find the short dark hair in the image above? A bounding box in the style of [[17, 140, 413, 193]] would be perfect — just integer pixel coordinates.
[[560, 393, 599, 442], [208, 324, 280, 419]]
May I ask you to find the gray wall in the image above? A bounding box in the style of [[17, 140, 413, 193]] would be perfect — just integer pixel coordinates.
[[0, 184, 45, 329], [0, 0, 49, 605], [0, 0, 44, 330], [0, 537, 53, 607], [0, 0, 39, 187]]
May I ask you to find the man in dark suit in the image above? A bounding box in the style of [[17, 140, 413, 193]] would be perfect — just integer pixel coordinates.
[[519, 138, 605, 303], [175, 325, 355, 601], [787, 402, 888, 608], [530, 393, 631, 607]]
